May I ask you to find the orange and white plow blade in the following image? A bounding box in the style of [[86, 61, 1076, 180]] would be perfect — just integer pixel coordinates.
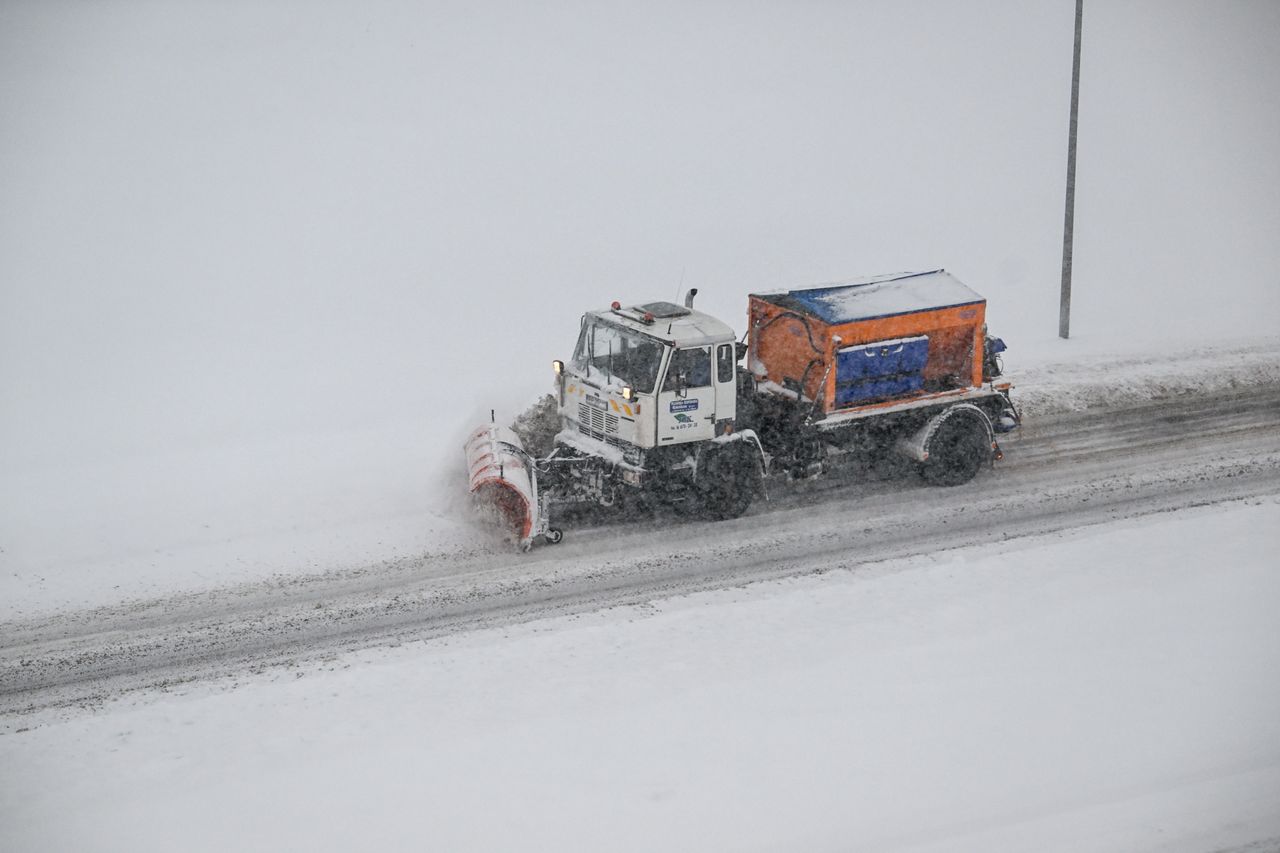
[[464, 424, 541, 550]]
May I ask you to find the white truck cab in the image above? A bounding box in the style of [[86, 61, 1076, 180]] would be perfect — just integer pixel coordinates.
[[556, 294, 738, 456]]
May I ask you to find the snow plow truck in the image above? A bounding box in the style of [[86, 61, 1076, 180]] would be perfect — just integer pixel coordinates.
[[465, 269, 1019, 549]]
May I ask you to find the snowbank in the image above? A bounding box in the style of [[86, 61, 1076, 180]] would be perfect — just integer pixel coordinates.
[[1007, 336, 1280, 417]]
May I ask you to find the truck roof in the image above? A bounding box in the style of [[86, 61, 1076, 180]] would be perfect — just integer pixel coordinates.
[[591, 301, 737, 348], [753, 269, 984, 325]]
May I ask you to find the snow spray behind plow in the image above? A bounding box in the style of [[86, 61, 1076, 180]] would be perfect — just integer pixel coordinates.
[[464, 421, 544, 551]]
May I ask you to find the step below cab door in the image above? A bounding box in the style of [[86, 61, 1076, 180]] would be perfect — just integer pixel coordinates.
[[656, 345, 716, 445]]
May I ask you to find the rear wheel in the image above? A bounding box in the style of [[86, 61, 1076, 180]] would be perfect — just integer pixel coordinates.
[[921, 415, 989, 486], [696, 441, 762, 520]]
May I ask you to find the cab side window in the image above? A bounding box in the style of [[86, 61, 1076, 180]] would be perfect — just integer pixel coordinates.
[[663, 346, 712, 391], [717, 343, 734, 383]]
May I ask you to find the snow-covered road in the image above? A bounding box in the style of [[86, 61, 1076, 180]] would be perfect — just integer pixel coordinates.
[[4, 386, 1278, 718], [4, 490, 1279, 853]]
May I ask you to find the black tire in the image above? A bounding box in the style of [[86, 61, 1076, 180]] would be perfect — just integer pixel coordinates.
[[545, 527, 564, 545], [696, 441, 762, 520], [920, 414, 989, 487], [787, 433, 824, 480]]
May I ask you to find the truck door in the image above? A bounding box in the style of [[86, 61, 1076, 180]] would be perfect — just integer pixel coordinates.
[[656, 346, 716, 445], [714, 342, 737, 428]]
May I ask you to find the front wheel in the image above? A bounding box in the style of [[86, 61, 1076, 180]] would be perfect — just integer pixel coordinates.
[[920, 415, 989, 486], [696, 441, 763, 520]]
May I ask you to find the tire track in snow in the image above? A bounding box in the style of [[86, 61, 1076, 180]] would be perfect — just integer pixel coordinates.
[[2, 386, 1279, 718]]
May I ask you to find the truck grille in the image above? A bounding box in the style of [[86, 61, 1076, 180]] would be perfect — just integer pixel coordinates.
[[578, 401, 619, 439]]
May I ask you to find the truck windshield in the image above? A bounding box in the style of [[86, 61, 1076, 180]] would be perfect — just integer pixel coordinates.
[[571, 318, 664, 394]]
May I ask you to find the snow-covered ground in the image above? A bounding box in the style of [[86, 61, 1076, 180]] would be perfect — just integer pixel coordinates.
[[4, 498, 1279, 853]]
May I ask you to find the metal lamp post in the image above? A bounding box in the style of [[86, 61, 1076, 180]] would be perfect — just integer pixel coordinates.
[[1060, 0, 1083, 339]]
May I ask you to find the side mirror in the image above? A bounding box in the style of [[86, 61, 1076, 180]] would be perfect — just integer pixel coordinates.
[[552, 359, 564, 375]]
